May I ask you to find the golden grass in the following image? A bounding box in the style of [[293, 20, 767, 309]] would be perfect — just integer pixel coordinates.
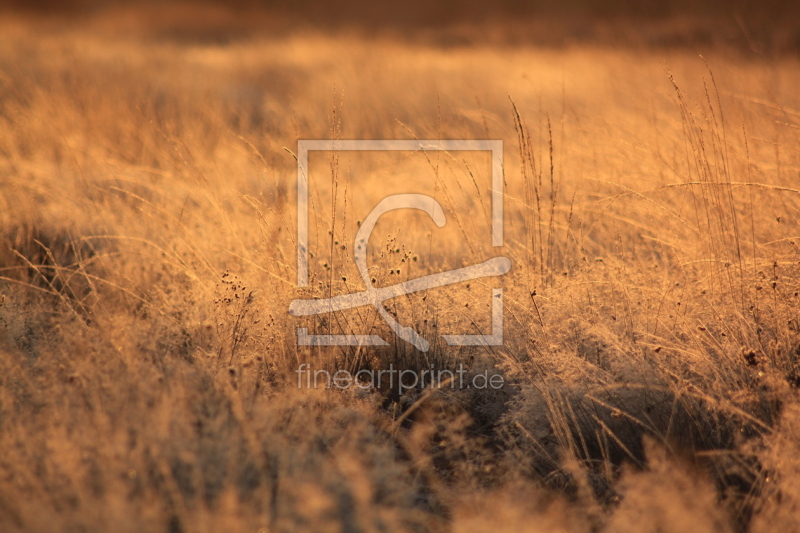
[[1, 10, 800, 533]]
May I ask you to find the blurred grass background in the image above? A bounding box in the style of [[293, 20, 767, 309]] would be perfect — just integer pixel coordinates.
[[3, 0, 800, 52]]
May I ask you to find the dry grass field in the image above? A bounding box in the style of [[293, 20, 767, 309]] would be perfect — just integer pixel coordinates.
[[1, 2, 800, 532]]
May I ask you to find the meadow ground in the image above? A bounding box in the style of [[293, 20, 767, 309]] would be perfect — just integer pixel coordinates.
[[1, 4, 800, 532]]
